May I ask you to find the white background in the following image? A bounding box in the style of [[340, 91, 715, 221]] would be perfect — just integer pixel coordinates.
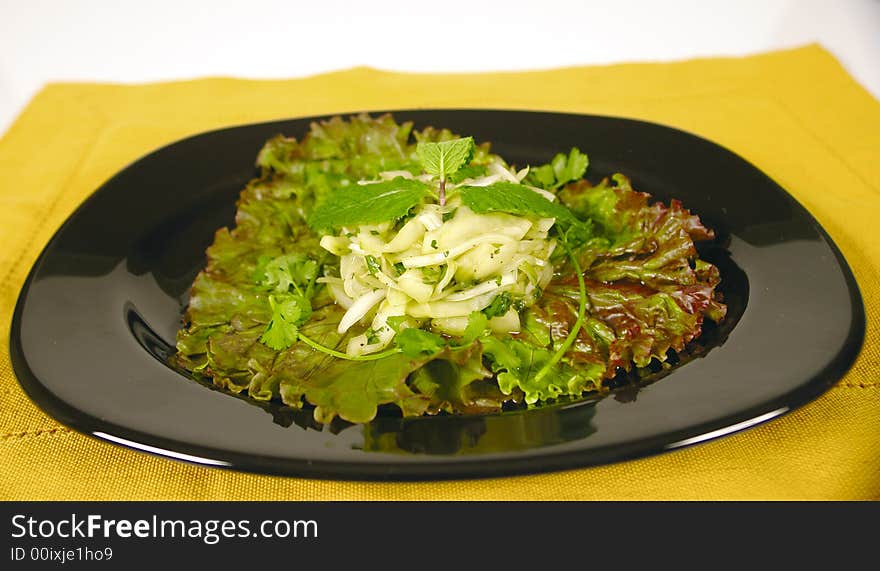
[[1, 0, 879, 136]]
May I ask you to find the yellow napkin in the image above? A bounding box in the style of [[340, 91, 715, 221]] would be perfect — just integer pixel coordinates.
[[1, 45, 878, 500]]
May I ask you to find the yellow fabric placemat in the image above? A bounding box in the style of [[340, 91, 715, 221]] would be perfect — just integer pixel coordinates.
[[1, 44, 878, 500]]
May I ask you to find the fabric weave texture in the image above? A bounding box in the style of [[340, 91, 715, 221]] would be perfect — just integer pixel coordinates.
[[0, 45, 877, 500]]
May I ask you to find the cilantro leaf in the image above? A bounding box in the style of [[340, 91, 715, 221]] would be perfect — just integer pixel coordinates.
[[259, 253, 319, 294], [365, 255, 381, 275], [553, 148, 589, 186], [307, 177, 432, 232], [395, 328, 447, 358], [386, 315, 408, 332], [482, 292, 512, 319], [527, 164, 557, 189], [458, 182, 582, 227], [460, 311, 488, 344], [525, 148, 589, 190], [259, 294, 312, 350]]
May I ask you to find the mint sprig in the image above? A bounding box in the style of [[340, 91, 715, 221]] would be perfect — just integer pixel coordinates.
[[416, 137, 475, 206]]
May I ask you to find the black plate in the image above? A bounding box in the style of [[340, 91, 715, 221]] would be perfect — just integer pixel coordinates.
[[9, 110, 865, 480]]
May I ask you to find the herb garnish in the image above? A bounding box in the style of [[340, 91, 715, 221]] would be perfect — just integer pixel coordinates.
[[525, 147, 589, 190], [307, 177, 431, 232], [416, 137, 475, 206], [260, 294, 311, 350], [458, 182, 581, 225]]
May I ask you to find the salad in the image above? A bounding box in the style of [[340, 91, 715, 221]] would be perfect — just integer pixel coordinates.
[[174, 114, 726, 424]]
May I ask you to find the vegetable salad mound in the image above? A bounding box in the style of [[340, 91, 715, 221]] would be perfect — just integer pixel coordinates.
[[174, 114, 727, 424]]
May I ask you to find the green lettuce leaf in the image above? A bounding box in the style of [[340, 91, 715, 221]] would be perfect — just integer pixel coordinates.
[[304, 353, 431, 424], [394, 327, 447, 358], [407, 343, 502, 415], [482, 337, 604, 405]]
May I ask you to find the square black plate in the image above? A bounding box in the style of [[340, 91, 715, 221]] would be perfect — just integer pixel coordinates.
[[9, 110, 865, 480]]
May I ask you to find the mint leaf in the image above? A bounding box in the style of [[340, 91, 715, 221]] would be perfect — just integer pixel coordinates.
[[458, 182, 581, 227], [259, 294, 312, 350], [448, 164, 488, 184], [417, 137, 475, 206], [307, 177, 431, 232], [417, 137, 475, 180], [395, 328, 447, 358]]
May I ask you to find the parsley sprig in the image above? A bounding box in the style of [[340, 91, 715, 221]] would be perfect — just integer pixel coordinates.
[[255, 252, 403, 359], [260, 294, 311, 350], [525, 147, 589, 190]]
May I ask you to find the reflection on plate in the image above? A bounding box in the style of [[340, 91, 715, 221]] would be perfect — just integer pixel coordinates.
[[10, 110, 864, 480]]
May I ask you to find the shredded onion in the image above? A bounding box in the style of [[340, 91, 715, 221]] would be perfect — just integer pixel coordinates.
[[526, 185, 557, 202], [322, 195, 557, 335], [444, 271, 517, 301], [338, 289, 385, 333], [402, 233, 515, 268], [488, 161, 520, 183]]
